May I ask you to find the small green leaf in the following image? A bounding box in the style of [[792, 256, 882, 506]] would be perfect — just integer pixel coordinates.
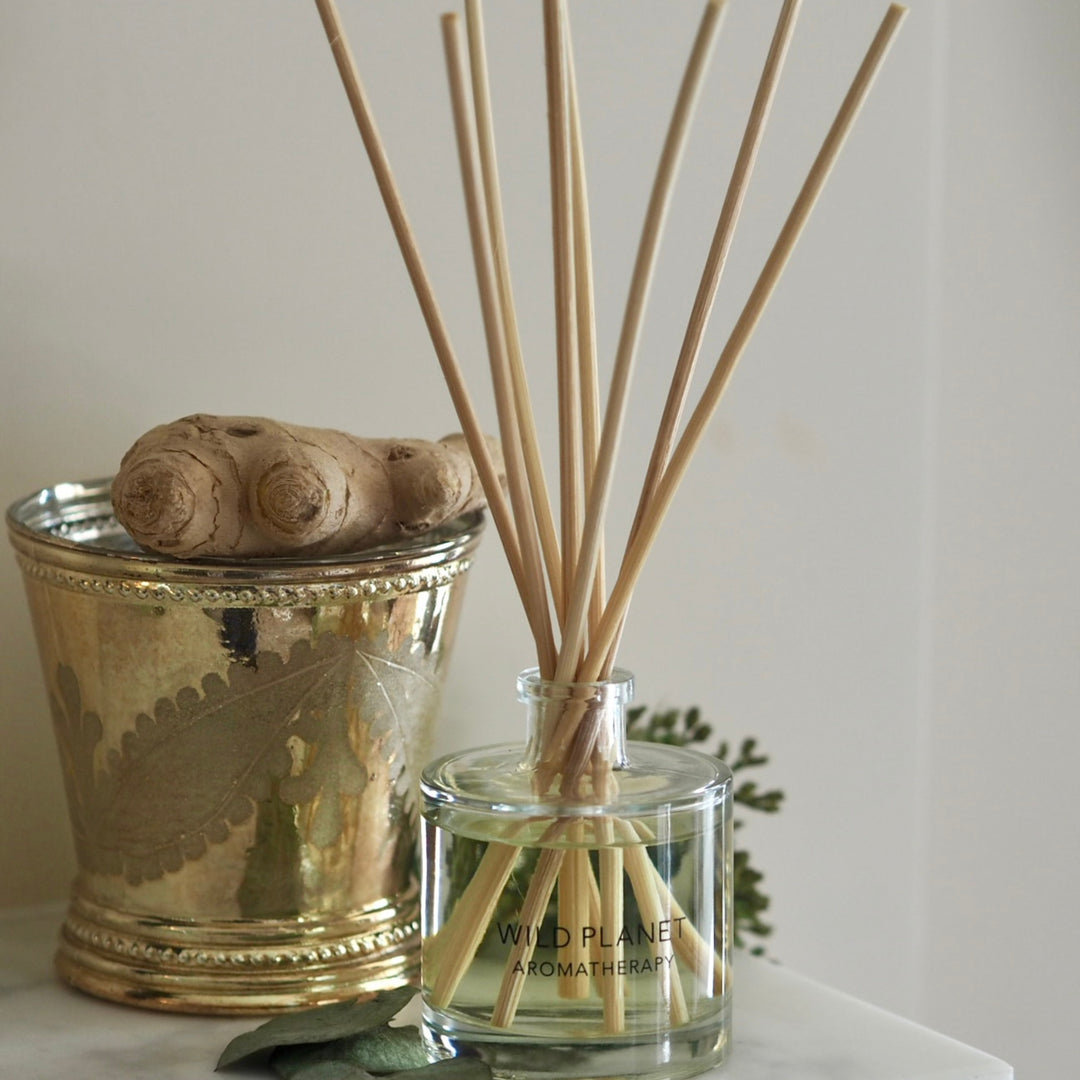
[[272, 1025, 429, 1078], [217, 986, 418, 1070]]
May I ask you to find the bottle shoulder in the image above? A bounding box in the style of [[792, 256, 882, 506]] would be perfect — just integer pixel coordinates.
[[421, 740, 732, 822]]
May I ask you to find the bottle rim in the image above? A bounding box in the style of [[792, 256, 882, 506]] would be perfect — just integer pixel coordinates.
[[516, 666, 634, 706]]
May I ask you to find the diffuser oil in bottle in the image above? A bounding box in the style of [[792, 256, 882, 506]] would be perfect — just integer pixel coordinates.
[[420, 671, 733, 1080]]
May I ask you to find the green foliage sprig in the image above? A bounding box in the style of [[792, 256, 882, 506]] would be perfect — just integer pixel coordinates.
[[626, 705, 784, 954]]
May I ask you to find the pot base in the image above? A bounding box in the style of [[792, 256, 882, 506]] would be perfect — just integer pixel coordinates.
[[55, 889, 419, 1015]]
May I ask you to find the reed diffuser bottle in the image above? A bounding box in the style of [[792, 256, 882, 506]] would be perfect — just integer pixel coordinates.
[[421, 670, 733, 1079], [312, 0, 905, 1076]]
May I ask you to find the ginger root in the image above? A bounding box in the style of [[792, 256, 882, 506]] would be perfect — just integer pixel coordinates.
[[112, 414, 499, 558]]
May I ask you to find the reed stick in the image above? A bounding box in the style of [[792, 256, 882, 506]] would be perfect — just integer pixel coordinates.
[[442, 13, 558, 677], [618, 816, 725, 988], [491, 845, 565, 1027], [551, 2, 909, 785], [622, 839, 690, 1026], [554, 0, 728, 683], [464, 0, 565, 621], [565, 20, 606, 644], [645, 846, 726, 988], [428, 840, 520, 1009], [608, 0, 803, 674], [597, 829, 626, 1031], [583, 858, 605, 966], [543, 0, 583, 621], [311, 0, 537, 635], [596, 759, 626, 1033], [557, 832, 592, 999], [554, 849, 577, 998]]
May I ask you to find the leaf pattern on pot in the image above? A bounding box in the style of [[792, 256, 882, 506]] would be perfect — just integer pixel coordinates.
[[353, 648, 439, 804], [52, 634, 356, 884], [46, 614, 445, 887], [49, 666, 105, 843]]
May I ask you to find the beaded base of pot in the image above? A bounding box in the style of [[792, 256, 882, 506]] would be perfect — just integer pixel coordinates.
[[420, 671, 733, 1080]]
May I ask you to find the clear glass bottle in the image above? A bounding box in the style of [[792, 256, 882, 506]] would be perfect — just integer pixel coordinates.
[[420, 669, 733, 1080]]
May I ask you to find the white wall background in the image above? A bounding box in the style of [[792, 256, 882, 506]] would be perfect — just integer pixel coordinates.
[[0, 2, 1075, 1076]]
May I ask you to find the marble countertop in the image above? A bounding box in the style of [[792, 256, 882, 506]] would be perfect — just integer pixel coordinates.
[[1, 904, 1012, 1080]]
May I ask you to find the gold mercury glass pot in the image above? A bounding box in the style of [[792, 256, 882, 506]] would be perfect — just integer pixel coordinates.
[[6, 478, 482, 1014]]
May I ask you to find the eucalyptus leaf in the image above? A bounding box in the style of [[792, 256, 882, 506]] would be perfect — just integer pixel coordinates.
[[391, 1060, 493, 1080], [217, 986, 418, 1070], [272, 1026, 429, 1079]]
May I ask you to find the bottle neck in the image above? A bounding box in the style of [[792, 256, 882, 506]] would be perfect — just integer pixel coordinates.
[[519, 669, 634, 787]]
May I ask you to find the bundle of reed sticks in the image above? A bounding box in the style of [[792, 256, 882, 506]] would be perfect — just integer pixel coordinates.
[[313, 0, 905, 1033]]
